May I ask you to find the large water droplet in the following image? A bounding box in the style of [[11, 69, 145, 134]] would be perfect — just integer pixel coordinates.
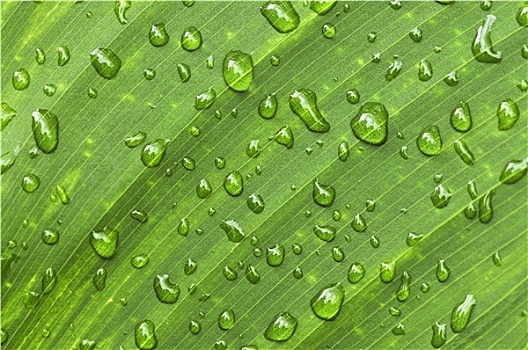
[[436, 259, 450, 282], [181, 26, 202, 51], [259, 94, 278, 119], [150, 23, 170, 47], [351, 213, 367, 232], [347, 262, 365, 283], [224, 171, 243, 196], [478, 190, 494, 223], [517, 3, 528, 26], [431, 322, 447, 348], [220, 219, 245, 243], [93, 267, 106, 291], [417, 125, 442, 156], [218, 309, 235, 330], [223, 266, 238, 281], [57, 46, 70, 66], [274, 126, 294, 149], [500, 158, 527, 184], [472, 15, 502, 63], [195, 87, 216, 110], [90, 48, 121, 79], [135, 320, 158, 350], [418, 59, 433, 81], [497, 99, 520, 130], [350, 102, 389, 145], [310, 283, 345, 320], [153, 274, 180, 304], [41, 267, 57, 294], [396, 271, 411, 302], [43, 84, 57, 97], [246, 265, 261, 284], [451, 294, 476, 332], [90, 227, 119, 259], [264, 312, 298, 342], [177, 63, 191, 83], [309, 0, 337, 15], [223, 50, 253, 92], [409, 27, 423, 42], [141, 139, 168, 167], [32, 109, 59, 154], [313, 224, 336, 242], [196, 178, 212, 198], [22, 174, 40, 193], [12, 68, 30, 90], [450, 102, 472, 132], [260, 1, 300, 33], [42, 229, 59, 245], [380, 261, 396, 283], [332, 247, 345, 262], [290, 89, 330, 133], [114, 0, 131, 24], [312, 178, 335, 207], [247, 193, 265, 214], [267, 244, 285, 267]]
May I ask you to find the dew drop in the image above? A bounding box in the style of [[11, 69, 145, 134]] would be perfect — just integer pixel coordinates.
[[36, 48, 46, 64], [480, 0, 492, 10], [182, 156, 196, 170], [195, 87, 216, 110], [436, 259, 450, 282], [13, 68, 30, 90], [385, 59, 402, 81], [178, 217, 189, 236], [444, 71, 459, 86], [153, 274, 180, 304], [431, 322, 447, 348], [313, 224, 336, 242], [450, 102, 472, 132], [472, 15, 502, 63], [89, 227, 119, 259], [246, 265, 261, 284], [131, 254, 149, 269], [351, 213, 367, 232], [246, 139, 260, 158], [90, 48, 122, 79], [196, 178, 212, 199], [270, 54, 280, 66], [141, 139, 168, 167], [264, 311, 298, 342], [22, 174, 40, 193], [418, 59, 433, 81], [309, 0, 337, 14], [497, 99, 520, 130], [184, 258, 198, 275], [114, 0, 131, 24], [247, 193, 265, 214], [43, 84, 57, 97], [42, 229, 59, 245], [346, 89, 360, 104], [57, 46, 70, 66], [143, 69, 156, 80], [260, 1, 300, 33], [392, 323, 405, 335], [367, 32, 377, 43], [499, 158, 527, 184], [181, 26, 202, 51], [223, 266, 238, 281], [223, 50, 253, 92], [32, 109, 59, 154], [312, 178, 335, 207], [220, 219, 245, 243], [135, 320, 158, 350], [454, 140, 475, 165], [224, 171, 244, 196], [310, 283, 345, 320], [350, 102, 389, 145], [417, 125, 442, 156], [292, 243, 302, 255], [218, 309, 235, 330], [290, 89, 330, 132], [451, 294, 476, 333], [380, 261, 396, 283], [130, 209, 148, 223], [259, 94, 278, 119], [93, 267, 106, 291], [478, 190, 494, 224], [492, 251, 502, 266], [322, 22, 336, 38], [41, 267, 57, 294], [149, 23, 170, 47], [274, 126, 294, 149], [177, 63, 191, 83], [396, 271, 411, 302], [332, 247, 345, 262]]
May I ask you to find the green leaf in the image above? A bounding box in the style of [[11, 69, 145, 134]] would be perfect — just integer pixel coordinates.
[[1, 1, 526, 349]]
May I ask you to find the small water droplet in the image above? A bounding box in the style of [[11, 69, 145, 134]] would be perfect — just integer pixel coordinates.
[[178, 217, 189, 236], [260, 1, 300, 33], [143, 68, 156, 80], [42, 229, 59, 245], [396, 271, 411, 302], [223, 266, 238, 281], [454, 139, 475, 165], [499, 158, 527, 184], [399, 146, 410, 160], [131, 254, 149, 269], [87, 87, 98, 99], [223, 50, 253, 92], [184, 258, 198, 275], [351, 213, 367, 232], [347, 262, 365, 283], [43, 84, 57, 97], [57, 46, 70, 66], [371, 52, 381, 63], [176, 63, 191, 83], [183, 156, 196, 170], [390, 0, 402, 10], [124, 131, 146, 148], [21, 174, 40, 193], [444, 71, 459, 86], [264, 311, 298, 342], [181, 26, 202, 51], [149, 23, 170, 47], [310, 283, 345, 320], [114, 0, 131, 24], [259, 94, 278, 119], [332, 247, 345, 262], [380, 261, 396, 283], [13, 68, 30, 90], [35, 48, 46, 64], [450, 102, 472, 132], [389, 306, 401, 316], [497, 99, 520, 130], [292, 243, 302, 255], [153, 274, 180, 303], [273, 126, 294, 149], [367, 32, 377, 43], [247, 193, 265, 214], [41, 267, 57, 294], [224, 171, 243, 196], [322, 22, 336, 38], [135, 320, 158, 350], [351, 102, 389, 145], [409, 27, 423, 42], [32, 109, 59, 154], [369, 235, 380, 248], [492, 251, 502, 266], [93, 267, 107, 291], [478, 190, 494, 223], [195, 87, 216, 110], [141, 139, 168, 167], [391, 323, 405, 335], [436, 259, 450, 282], [290, 89, 330, 133], [90, 48, 121, 79], [451, 294, 476, 332], [385, 59, 403, 81], [195, 178, 212, 199], [418, 59, 433, 81], [220, 219, 245, 243], [79, 339, 96, 350], [270, 54, 280, 66], [314, 224, 336, 242], [246, 139, 260, 158], [246, 265, 261, 284], [480, 0, 492, 10], [130, 209, 148, 223], [312, 178, 335, 207], [431, 322, 447, 348], [218, 309, 235, 331], [267, 244, 285, 267], [215, 157, 226, 169], [90, 227, 119, 259], [417, 125, 442, 156]]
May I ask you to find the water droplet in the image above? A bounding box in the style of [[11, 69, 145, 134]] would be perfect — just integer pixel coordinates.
[[266, 244, 285, 267], [322, 22, 336, 38], [408, 27, 423, 43], [223, 266, 238, 281], [396, 271, 411, 302], [57, 46, 70, 66], [313, 224, 336, 242], [435, 259, 450, 282], [218, 309, 235, 331], [274, 126, 294, 149], [345, 262, 365, 284], [87, 87, 98, 99], [346, 89, 360, 104], [450, 102, 472, 132], [224, 171, 243, 196], [385, 59, 402, 81], [290, 89, 330, 133], [367, 32, 377, 43], [522, 44, 528, 59], [351, 213, 367, 232], [406, 232, 424, 247], [418, 59, 433, 81], [143, 68, 156, 80], [264, 311, 298, 342], [182, 156, 196, 170], [312, 178, 335, 207], [309, 0, 337, 14], [55, 184, 70, 204], [465, 181, 477, 200], [43, 84, 57, 97], [390, 0, 402, 10], [195, 87, 216, 110], [125, 131, 146, 148], [135, 320, 157, 350], [253, 247, 263, 257], [391, 323, 405, 335], [380, 261, 396, 283], [366, 236, 379, 248], [492, 251, 502, 266], [270, 54, 280, 66], [12, 68, 30, 90], [31, 109, 59, 154], [195, 178, 212, 199], [79, 339, 96, 350], [223, 50, 254, 92], [175, 63, 191, 83], [184, 258, 198, 275], [220, 219, 245, 243], [246, 265, 261, 284], [177, 217, 189, 236], [417, 125, 442, 156], [398, 146, 409, 160], [331, 210, 341, 221], [181, 26, 202, 51], [335, 141, 349, 162], [41, 267, 57, 294], [350, 102, 389, 145], [292, 243, 302, 255], [500, 158, 527, 184], [90, 48, 122, 79], [371, 52, 381, 63], [310, 283, 345, 320], [206, 54, 214, 69], [454, 139, 475, 165], [22, 174, 40, 193], [131, 254, 149, 269], [90, 227, 119, 259], [90, 268, 108, 293], [149, 23, 170, 47], [153, 274, 180, 304], [36, 48, 46, 64], [215, 157, 226, 169], [332, 247, 345, 262], [518, 79, 528, 91], [478, 190, 494, 223], [429, 322, 447, 348], [214, 340, 227, 350], [517, 3, 528, 26], [246, 139, 260, 158], [463, 201, 477, 219], [1, 102, 16, 131], [141, 139, 168, 167], [114, 0, 131, 24], [42, 229, 59, 245], [497, 99, 520, 130], [451, 294, 476, 332], [259, 94, 278, 119], [390, 306, 401, 316], [480, 0, 492, 10], [444, 71, 459, 86], [247, 193, 265, 214], [130, 209, 148, 223], [472, 15, 502, 63], [431, 184, 452, 209], [260, 1, 300, 33]]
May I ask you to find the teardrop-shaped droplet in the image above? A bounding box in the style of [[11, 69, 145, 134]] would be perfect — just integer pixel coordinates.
[[406, 232, 424, 247], [409, 27, 423, 42], [57, 46, 70, 66], [218, 309, 236, 330], [310, 283, 345, 320], [346, 89, 360, 104], [181, 26, 202, 51], [454, 140, 475, 165], [421, 283, 430, 293], [22, 174, 40, 193], [450, 102, 472, 132], [270, 54, 281, 66], [246, 139, 260, 158], [464, 202, 477, 219], [259, 94, 278, 119], [497, 99, 520, 130], [260, 1, 300, 33], [444, 71, 459, 86], [312, 178, 335, 207], [177, 217, 189, 236], [141, 139, 168, 167], [500, 158, 527, 184], [332, 247, 345, 262], [370, 235, 380, 248], [195, 87, 216, 110], [220, 219, 245, 243], [36, 48, 46, 64], [338, 141, 349, 161], [322, 22, 336, 38], [292, 243, 302, 255], [196, 178, 212, 199], [12, 68, 30, 90], [418, 59, 433, 81], [177, 63, 191, 83], [350, 102, 389, 145], [223, 50, 253, 92], [223, 265, 238, 281], [184, 258, 197, 275], [467, 180, 478, 199], [224, 171, 244, 196], [41, 267, 57, 294], [431, 322, 447, 348], [131, 254, 149, 268], [417, 125, 442, 156], [492, 251, 502, 266], [89, 227, 119, 259], [451, 294, 476, 333], [149, 23, 170, 47], [472, 15, 502, 63], [153, 274, 180, 304], [267, 244, 285, 267], [87, 87, 98, 99], [42, 229, 59, 245], [347, 262, 365, 283], [56, 184, 70, 205], [246, 265, 261, 284], [1, 102, 17, 131], [517, 3, 528, 26], [114, 0, 131, 24], [380, 261, 396, 283], [135, 320, 158, 350], [32, 109, 58, 154], [436, 259, 450, 282], [293, 267, 303, 279], [396, 271, 411, 302], [125, 131, 146, 148], [478, 190, 494, 223], [351, 213, 367, 232], [313, 224, 336, 242], [93, 267, 106, 291], [90, 48, 122, 79], [385, 59, 403, 81], [290, 89, 330, 133], [182, 156, 195, 170], [264, 312, 298, 342], [431, 184, 452, 209], [247, 193, 265, 214], [274, 126, 294, 149], [43, 84, 57, 97]]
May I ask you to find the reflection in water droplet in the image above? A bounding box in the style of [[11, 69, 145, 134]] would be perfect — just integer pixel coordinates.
[[290, 89, 330, 133], [431, 322, 447, 348], [499, 158, 527, 184], [454, 140, 475, 165], [312, 178, 335, 207], [32, 109, 59, 154], [223, 50, 254, 91], [141, 139, 168, 167], [22, 174, 40, 193], [153, 274, 180, 304], [13, 68, 30, 90], [313, 224, 336, 242], [418, 59, 433, 81]]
